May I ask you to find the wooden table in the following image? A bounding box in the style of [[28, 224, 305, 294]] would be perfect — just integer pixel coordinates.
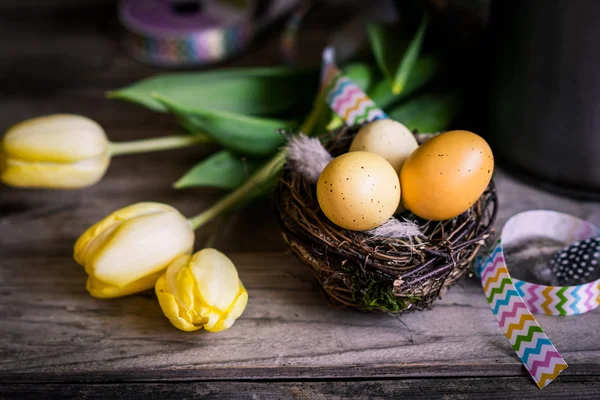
[[1, 2, 599, 399]]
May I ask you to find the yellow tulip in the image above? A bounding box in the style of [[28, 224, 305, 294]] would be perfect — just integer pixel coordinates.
[[1, 114, 111, 189], [74, 202, 195, 298], [156, 248, 248, 332]]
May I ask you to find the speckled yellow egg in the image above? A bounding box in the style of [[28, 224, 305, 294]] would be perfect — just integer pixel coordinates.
[[349, 119, 418, 174], [400, 130, 494, 221], [317, 151, 400, 231]]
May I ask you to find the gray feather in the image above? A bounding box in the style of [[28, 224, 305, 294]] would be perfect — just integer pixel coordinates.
[[285, 134, 333, 184], [366, 218, 423, 240]]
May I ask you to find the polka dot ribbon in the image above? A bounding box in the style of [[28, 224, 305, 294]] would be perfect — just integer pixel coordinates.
[[475, 210, 600, 388], [551, 236, 600, 286]]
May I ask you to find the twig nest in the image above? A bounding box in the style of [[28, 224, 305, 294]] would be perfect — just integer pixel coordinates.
[[275, 124, 498, 313]]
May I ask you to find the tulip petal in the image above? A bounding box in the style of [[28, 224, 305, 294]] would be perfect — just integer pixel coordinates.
[[156, 273, 202, 332], [189, 249, 240, 311], [3, 114, 109, 163], [74, 202, 176, 265], [1, 152, 110, 189], [204, 285, 249, 333], [167, 255, 195, 311], [87, 270, 163, 298], [155, 248, 248, 333], [74, 202, 194, 299], [201, 310, 222, 331], [227, 283, 249, 322], [92, 210, 194, 287]]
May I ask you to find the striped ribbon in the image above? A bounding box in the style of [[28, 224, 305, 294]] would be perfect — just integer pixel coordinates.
[[320, 47, 387, 125], [476, 210, 600, 388]]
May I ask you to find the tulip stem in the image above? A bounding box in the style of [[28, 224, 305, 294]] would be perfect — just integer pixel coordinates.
[[187, 89, 329, 232], [109, 134, 213, 156], [188, 150, 286, 230]]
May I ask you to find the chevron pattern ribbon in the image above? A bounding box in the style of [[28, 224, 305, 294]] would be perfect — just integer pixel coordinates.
[[513, 279, 600, 316], [476, 210, 600, 388], [321, 47, 387, 126], [478, 240, 569, 388]]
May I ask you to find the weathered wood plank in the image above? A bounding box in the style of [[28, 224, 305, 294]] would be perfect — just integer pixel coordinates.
[[2, 376, 600, 400], [0, 253, 598, 382]]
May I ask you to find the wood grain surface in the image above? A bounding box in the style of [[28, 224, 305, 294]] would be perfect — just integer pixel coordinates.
[[1, 249, 600, 382], [2, 377, 600, 400], [1, 2, 600, 399]]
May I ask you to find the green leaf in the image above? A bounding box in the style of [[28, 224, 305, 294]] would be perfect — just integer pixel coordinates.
[[107, 66, 318, 116], [154, 94, 294, 157], [174, 150, 261, 190], [388, 91, 461, 133], [367, 15, 429, 95], [343, 63, 379, 92], [367, 23, 399, 86], [371, 55, 440, 110], [393, 15, 428, 94]]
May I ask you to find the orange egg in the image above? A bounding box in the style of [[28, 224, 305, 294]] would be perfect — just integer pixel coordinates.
[[400, 130, 494, 221]]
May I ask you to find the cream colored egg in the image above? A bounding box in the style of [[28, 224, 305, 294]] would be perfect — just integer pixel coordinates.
[[349, 119, 419, 174], [316, 151, 401, 231]]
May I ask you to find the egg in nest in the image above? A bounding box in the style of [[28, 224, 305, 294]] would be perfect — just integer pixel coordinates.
[[400, 130, 494, 221], [349, 119, 418, 174], [317, 151, 400, 231]]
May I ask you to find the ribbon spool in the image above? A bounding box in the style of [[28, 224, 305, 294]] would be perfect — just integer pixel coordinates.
[[119, 0, 300, 67], [476, 210, 600, 388]]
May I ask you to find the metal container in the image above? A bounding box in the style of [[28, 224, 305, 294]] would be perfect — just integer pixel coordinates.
[[485, 0, 600, 198]]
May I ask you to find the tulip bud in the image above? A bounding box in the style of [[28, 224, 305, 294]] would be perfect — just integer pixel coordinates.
[[156, 248, 248, 332], [74, 202, 195, 298], [1, 114, 110, 189]]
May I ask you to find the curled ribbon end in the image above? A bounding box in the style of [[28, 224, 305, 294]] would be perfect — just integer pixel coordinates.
[[535, 362, 568, 389], [322, 46, 335, 64], [478, 210, 600, 388]]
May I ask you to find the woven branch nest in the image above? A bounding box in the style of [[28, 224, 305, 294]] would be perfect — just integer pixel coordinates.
[[274, 124, 498, 314]]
